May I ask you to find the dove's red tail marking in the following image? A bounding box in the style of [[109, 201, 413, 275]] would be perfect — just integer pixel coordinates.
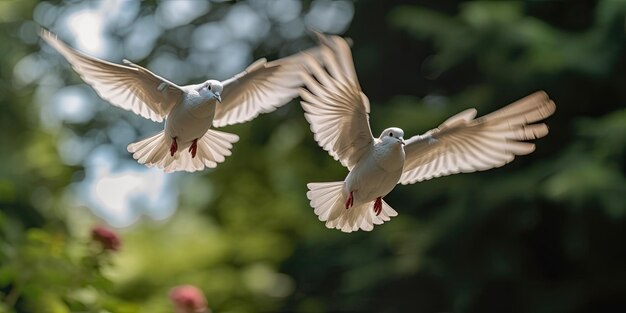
[[345, 191, 354, 209], [374, 197, 382, 216], [189, 138, 198, 158], [307, 182, 398, 233], [170, 137, 178, 156]]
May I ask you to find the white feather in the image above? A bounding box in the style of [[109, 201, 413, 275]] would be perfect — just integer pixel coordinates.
[[128, 130, 239, 173]]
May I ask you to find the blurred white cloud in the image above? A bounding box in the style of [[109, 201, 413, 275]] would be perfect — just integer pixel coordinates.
[[279, 17, 306, 40], [76, 145, 178, 228], [57, 129, 94, 166], [124, 15, 162, 61], [13, 53, 48, 87], [52, 85, 97, 124], [65, 9, 105, 56], [224, 3, 270, 44], [156, 0, 210, 29], [148, 52, 190, 84], [266, 0, 302, 23], [35, 85, 99, 131], [210, 40, 252, 79], [192, 22, 231, 52], [33, 2, 60, 28], [305, 0, 354, 34]]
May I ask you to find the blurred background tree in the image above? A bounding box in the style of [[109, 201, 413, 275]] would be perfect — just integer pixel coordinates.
[[1, 0, 625, 312]]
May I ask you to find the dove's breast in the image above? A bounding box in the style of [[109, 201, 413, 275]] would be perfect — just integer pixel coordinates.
[[165, 93, 217, 147], [345, 143, 405, 204]]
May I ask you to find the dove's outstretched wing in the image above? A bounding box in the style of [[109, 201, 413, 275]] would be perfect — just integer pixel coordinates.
[[299, 34, 373, 170], [400, 91, 556, 185], [41, 29, 183, 122], [214, 45, 322, 127]]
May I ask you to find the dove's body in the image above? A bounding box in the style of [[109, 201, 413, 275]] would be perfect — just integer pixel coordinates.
[[344, 139, 405, 205], [301, 34, 556, 232], [306, 129, 407, 233], [165, 87, 218, 150]]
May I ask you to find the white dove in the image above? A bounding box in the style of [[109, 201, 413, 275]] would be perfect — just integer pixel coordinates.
[[300, 34, 556, 233], [41, 29, 318, 172]]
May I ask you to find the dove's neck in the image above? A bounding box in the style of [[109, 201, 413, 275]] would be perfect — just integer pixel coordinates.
[[372, 141, 405, 173]]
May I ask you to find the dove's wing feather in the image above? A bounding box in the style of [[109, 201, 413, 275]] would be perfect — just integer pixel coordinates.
[[400, 91, 556, 185], [213, 45, 322, 127], [300, 35, 373, 169], [41, 29, 183, 122], [312, 32, 362, 89]]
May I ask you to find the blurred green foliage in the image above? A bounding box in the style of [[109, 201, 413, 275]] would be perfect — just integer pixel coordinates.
[[1, 0, 626, 313]]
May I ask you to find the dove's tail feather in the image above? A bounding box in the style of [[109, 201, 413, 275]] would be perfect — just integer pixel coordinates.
[[127, 130, 239, 173], [307, 182, 398, 233]]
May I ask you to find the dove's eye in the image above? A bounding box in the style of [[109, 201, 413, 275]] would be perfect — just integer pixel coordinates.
[[389, 132, 393, 137], [207, 84, 212, 91]]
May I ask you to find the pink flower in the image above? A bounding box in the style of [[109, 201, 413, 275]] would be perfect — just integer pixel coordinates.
[[90, 225, 121, 251], [169, 285, 209, 313]]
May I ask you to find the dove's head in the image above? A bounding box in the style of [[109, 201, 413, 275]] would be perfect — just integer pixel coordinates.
[[199, 80, 223, 103], [379, 127, 405, 146]]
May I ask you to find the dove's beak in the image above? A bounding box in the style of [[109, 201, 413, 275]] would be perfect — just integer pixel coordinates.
[[214, 93, 222, 103], [399, 138, 405, 145]]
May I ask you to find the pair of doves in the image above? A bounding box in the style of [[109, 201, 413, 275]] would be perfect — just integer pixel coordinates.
[[41, 30, 555, 232]]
